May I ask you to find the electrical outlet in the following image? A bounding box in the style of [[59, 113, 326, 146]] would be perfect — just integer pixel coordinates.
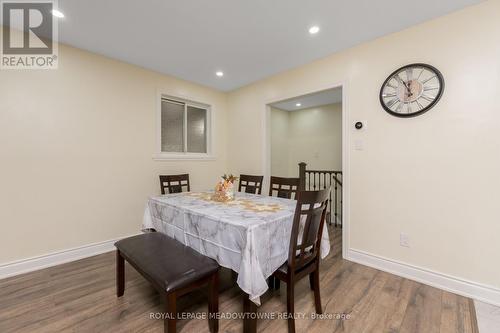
[[400, 233, 410, 248]]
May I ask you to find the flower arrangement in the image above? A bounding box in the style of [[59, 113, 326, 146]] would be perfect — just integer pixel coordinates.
[[212, 174, 239, 202]]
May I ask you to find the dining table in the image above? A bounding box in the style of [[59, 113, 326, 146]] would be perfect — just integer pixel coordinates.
[[142, 191, 330, 332]]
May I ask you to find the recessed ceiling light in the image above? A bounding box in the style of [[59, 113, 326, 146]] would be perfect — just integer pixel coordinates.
[[51, 9, 65, 18], [296, 103, 302, 107], [308, 26, 320, 35], [215, 71, 224, 77]]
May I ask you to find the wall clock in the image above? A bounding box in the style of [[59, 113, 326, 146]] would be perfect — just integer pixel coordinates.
[[379, 63, 444, 117]]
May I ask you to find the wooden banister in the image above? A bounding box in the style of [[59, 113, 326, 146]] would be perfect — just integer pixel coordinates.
[[298, 162, 307, 191], [298, 162, 343, 227]]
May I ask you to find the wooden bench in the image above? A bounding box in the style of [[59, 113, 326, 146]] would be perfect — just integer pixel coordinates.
[[115, 233, 219, 333]]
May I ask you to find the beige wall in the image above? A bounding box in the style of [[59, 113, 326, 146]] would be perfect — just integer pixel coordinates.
[[270, 107, 290, 177], [228, 0, 500, 290], [271, 103, 342, 177], [288, 103, 342, 175], [0, 40, 228, 263]]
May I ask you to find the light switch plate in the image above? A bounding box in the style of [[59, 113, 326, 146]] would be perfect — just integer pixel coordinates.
[[354, 140, 364, 150]]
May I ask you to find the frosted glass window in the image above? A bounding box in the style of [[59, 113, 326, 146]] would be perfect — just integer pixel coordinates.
[[187, 106, 207, 153], [161, 100, 184, 152], [159, 97, 210, 155]]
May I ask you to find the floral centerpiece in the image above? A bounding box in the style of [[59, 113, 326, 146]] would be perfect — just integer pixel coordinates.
[[212, 174, 238, 202]]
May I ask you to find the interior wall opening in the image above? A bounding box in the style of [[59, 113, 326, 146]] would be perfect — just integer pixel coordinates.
[[267, 86, 344, 234]]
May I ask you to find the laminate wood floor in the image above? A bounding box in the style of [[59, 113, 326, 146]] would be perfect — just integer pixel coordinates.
[[0, 227, 478, 333]]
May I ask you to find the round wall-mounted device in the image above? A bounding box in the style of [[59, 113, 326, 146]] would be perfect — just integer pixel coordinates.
[[355, 121, 363, 130]]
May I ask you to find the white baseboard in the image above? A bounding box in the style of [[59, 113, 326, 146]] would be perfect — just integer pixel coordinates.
[[347, 248, 500, 307], [0, 235, 138, 280]]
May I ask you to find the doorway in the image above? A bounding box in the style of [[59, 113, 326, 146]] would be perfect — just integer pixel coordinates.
[[264, 85, 348, 257]]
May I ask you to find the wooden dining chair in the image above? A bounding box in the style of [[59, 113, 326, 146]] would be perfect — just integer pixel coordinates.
[[159, 174, 190, 194], [271, 188, 330, 333], [268, 176, 300, 200], [238, 174, 263, 194]]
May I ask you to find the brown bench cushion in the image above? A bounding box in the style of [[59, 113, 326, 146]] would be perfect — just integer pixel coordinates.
[[115, 233, 219, 293]]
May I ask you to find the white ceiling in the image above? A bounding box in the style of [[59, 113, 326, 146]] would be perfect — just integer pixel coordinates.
[[271, 87, 342, 111], [4, 0, 484, 91]]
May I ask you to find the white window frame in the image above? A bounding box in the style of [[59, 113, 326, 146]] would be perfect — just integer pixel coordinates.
[[153, 92, 214, 160]]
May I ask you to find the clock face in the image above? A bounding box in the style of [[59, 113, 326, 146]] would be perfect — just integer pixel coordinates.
[[380, 63, 444, 117]]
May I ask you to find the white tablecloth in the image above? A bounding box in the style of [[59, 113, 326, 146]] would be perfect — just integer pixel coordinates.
[[142, 192, 330, 305]]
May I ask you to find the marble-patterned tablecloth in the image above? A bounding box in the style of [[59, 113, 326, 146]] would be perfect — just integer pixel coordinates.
[[142, 192, 330, 305]]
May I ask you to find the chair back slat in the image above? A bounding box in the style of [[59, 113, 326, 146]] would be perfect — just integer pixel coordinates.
[[269, 177, 300, 200], [238, 175, 263, 195], [159, 174, 190, 194], [288, 188, 330, 271]]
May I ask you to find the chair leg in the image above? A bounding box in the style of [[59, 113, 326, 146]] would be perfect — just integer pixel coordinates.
[[268, 276, 279, 290], [165, 292, 177, 333], [116, 250, 124, 297], [267, 276, 273, 289], [312, 269, 322, 314], [275, 278, 280, 291], [231, 270, 238, 283], [286, 281, 296, 333], [309, 272, 314, 290], [208, 272, 219, 333]]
